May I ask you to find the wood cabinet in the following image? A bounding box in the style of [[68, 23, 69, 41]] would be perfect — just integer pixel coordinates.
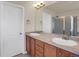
[[26, 36, 31, 54], [44, 43, 56, 57], [26, 35, 35, 56], [35, 40, 44, 57], [61, 49, 72, 57], [56, 48, 72, 57], [56, 48, 62, 57], [26, 35, 78, 57], [30, 38, 35, 56]]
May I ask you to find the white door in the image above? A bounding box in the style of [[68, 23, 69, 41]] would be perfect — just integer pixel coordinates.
[[1, 3, 23, 57]]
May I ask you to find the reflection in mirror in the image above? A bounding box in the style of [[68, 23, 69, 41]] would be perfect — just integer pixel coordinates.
[[52, 16, 77, 36]]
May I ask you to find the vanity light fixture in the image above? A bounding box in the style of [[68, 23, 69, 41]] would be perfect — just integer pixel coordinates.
[[34, 1, 45, 9]]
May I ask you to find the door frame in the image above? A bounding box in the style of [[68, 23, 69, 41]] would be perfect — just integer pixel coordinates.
[[0, 1, 26, 56]]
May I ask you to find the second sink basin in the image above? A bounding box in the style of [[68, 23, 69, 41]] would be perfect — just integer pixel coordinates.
[[52, 38, 77, 46], [30, 33, 40, 36]]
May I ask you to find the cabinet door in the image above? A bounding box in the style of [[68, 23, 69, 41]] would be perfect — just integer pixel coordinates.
[[56, 48, 72, 57], [61, 49, 72, 57], [30, 38, 35, 56], [44, 43, 56, 57], [26, 36, 31, 54], [56, 48, 62, 57], [35, 40, 44, 57]]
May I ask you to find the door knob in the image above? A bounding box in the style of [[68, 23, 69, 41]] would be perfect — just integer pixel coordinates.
[[20, 33, 22, 35]]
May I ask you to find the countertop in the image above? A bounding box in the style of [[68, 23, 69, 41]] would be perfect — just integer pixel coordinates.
[[26, 32, 79, 55]]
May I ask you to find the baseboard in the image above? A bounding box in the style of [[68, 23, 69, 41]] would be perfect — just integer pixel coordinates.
[[13, 51, 27, 57], [22, 51, 27, 54]]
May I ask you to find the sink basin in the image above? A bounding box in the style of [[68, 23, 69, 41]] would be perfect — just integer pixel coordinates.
[[52, 38, 77, 46], [30, 33, 40, 36]]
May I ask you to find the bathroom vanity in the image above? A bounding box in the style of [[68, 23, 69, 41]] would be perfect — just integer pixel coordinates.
[[26, 33, 79, 57]]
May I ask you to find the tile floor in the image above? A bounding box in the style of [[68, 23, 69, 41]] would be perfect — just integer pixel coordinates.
[[14, 53, 31, 57]]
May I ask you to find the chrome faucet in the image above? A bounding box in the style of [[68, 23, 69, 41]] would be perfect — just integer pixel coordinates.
[[63, 31, 71, 40], [62, 36, 69, 40]]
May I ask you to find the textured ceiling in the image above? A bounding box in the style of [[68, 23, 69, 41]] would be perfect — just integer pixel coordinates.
[[46, 1, 79, 13], [8, 1, 56, 6], [8, 1, 28, 6]]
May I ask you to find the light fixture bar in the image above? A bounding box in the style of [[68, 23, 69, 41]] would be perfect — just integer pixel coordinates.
[[34, 1, 45, 9]]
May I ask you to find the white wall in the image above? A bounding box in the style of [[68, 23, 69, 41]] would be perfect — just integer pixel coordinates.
[[42, 6, 56, 33], [23, 2, 57, 33], [42, 12, 52, 33], [23, 2, 43, 32]]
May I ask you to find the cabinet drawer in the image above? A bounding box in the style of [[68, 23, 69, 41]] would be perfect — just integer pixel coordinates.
[[36, 45, 43, 53], [35, 40, 44, 48], [35, 50, 44, 57]]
